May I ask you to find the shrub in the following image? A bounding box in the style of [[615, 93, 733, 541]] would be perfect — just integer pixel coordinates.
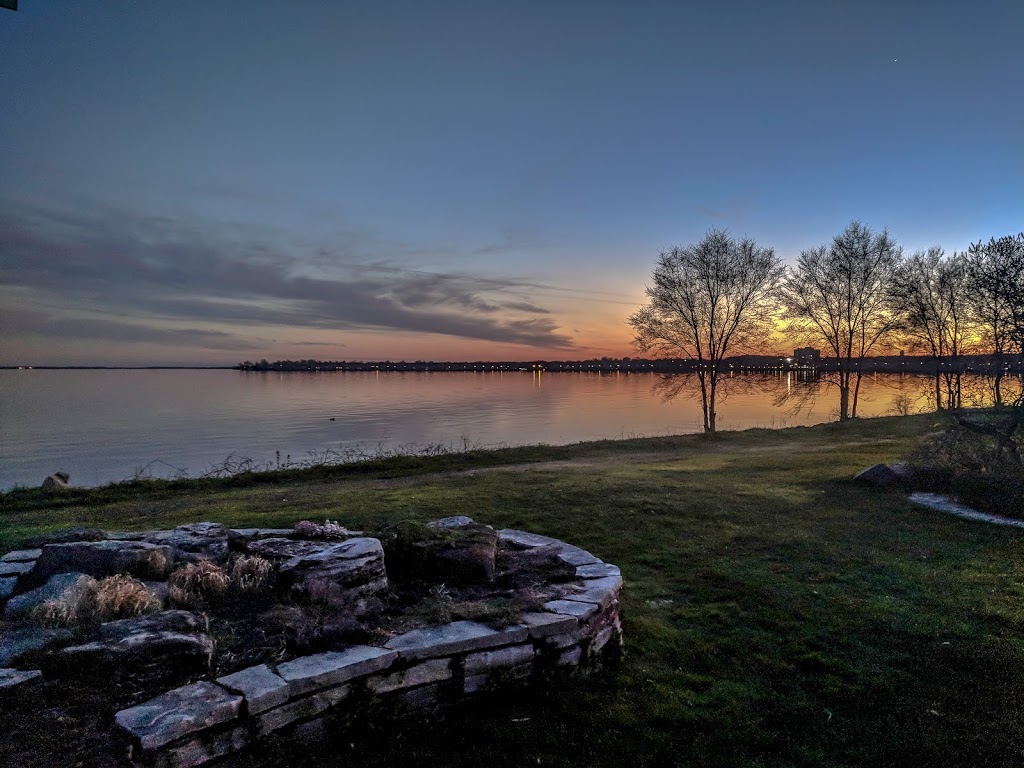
[[291, 519, 352, 540], [908, 412, 1024, 517], [169, 561, 230, 607]]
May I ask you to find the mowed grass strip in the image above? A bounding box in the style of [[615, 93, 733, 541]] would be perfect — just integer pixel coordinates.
[[3, 413, 1024, 767]]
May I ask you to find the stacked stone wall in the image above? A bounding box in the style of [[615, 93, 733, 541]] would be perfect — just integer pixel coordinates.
[[111, 528, 622, 767]]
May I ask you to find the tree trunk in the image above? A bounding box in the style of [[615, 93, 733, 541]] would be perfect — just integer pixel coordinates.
[[708, 373, 717, 433], [934, 371, 942, 411], [851, 370, 863, 419], [697, 369, 711, 432]]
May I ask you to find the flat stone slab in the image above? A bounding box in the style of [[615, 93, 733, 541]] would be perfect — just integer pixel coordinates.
[[519, 612, 579, 638], [497, 529, 558, 549], [0, 560, 35, 577], [910, 492, 1024, 529], [4, 572, 87, 618], [556, 545, 601, 567], [115, 680, 243, 751], [563, 574, 623, 609], [256, 684, 351, 737], [276, 646, 397, 696], [0, 626, 75, 666], [367, 658, 451, 694], [385, 620, 528, 661], [217, 664, 289, 714], [543, 599, 598, 621], [1, 549, 42, 563], [576, 563, 621, 579], [0, 667, 43, 691], [0, 577, 16, 600], [98, 610, 207, 641], [464, 644, 535, 674], [427, 516, 474, 528]]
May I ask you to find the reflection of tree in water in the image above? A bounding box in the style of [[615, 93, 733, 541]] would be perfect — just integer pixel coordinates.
[[771, 372, 1023, 419], [652, 372, 803, 426]]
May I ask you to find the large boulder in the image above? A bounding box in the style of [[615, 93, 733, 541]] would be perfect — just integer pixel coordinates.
[[387, 520, 495, 585], [248, 537, 387, 597], [141, 522, 229, 564], [31, 540, 173, 585], [58, 610, 213, 684]]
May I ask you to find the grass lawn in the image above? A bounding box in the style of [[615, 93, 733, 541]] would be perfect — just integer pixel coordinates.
[[3, 413, 1023, 767]]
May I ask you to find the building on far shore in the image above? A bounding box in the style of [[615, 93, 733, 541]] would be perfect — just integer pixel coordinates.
[[793, 348, 821, 368]]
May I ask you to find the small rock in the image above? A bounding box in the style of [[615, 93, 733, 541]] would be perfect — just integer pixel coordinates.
[[853, 463, 903, 487], [41, 472, 70, 492]]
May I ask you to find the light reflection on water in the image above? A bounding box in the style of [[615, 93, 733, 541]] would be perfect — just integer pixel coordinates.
[[0, 369, 1009, 489]]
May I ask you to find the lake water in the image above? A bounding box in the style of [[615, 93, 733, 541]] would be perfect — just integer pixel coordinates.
[[0, 369, 993, 490]]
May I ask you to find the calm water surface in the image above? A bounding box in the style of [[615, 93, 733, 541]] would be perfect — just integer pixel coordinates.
[[0, 369, 979, 489]]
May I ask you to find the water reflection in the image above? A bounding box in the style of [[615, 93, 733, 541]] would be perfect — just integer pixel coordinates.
[[0, 369, 1018, 489]]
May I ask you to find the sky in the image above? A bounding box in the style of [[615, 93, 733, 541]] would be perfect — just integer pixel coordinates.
[[1, 1, 1021, 366]]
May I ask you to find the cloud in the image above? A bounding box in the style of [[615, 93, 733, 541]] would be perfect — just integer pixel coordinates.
[[1, 307, 244, 349], [0, 204, 576, 351]]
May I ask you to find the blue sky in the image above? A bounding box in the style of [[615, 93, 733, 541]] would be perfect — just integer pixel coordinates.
[[2, 0, 1021, 365]]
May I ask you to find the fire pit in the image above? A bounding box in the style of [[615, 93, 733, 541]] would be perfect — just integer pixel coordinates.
[[0, 517, 623, 767]]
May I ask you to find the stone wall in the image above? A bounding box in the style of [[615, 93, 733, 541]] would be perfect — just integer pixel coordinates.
[[112, 528, 622, 768]]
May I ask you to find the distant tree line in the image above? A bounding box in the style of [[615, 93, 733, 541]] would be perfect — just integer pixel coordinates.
[[630, 224, 1024, 432]]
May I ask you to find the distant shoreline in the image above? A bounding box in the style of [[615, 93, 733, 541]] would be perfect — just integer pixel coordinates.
[[4, 353, 1022, 375]]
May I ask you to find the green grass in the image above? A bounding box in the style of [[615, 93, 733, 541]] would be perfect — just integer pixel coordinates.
[[4, 413, 1024, 767]]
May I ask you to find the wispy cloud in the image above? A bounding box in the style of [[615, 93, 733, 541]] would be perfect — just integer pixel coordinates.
[[0, 204, 576, 351]]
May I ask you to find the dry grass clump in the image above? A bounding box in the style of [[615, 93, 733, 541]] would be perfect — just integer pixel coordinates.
[[32, 574, 160, 625], [229, 555, 272, 593], [93, 574, 162, 620], [169, 561, 230, 607], [134, 548, 169, 579]]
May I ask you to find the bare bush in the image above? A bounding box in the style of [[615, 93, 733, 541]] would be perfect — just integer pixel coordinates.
[[169, 561, 230, 607], [229, 555, 272, 593]]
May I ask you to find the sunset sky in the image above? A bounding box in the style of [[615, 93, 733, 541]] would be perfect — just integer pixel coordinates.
[[2, 1, 1021, 366]]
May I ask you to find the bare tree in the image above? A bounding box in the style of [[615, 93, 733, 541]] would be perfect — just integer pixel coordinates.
[[965, 233, 1024, 406], [781, 221, 902, 421], [890, 247, 973, 410], [628, 229, 783, 432]]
